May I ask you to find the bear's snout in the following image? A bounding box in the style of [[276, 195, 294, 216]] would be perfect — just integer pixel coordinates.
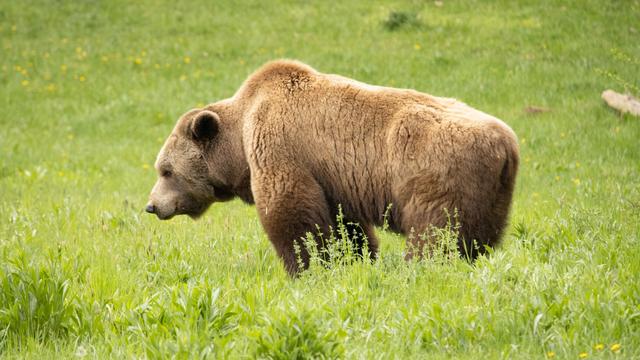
[[144, 200, 177, 220], [145, 203, 156, 214]]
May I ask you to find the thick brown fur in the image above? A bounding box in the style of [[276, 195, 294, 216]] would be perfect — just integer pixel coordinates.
[[146, 60, 519, 276]]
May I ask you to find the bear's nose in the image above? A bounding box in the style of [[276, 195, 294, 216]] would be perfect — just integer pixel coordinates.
[[145, 204, 156, 214]]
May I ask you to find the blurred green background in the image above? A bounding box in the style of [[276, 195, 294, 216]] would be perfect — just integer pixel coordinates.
[[1, 0, 639, 358]]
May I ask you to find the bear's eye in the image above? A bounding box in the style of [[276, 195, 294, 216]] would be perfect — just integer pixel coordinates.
[[161, 170, 172, 178]]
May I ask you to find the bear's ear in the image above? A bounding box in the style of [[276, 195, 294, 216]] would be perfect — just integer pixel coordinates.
[[190, 110, 219, 141]]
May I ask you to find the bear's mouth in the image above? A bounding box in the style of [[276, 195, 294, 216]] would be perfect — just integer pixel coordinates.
[[185, 204, 207, 219], [156, 212, 175, 220], [156, 187, 229, 221]]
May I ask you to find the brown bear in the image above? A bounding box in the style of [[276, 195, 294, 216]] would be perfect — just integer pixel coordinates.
[[145, 60, 519, 276]]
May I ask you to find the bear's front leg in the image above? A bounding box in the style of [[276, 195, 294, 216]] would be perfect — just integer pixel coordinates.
[[253, 170, 332, 276]]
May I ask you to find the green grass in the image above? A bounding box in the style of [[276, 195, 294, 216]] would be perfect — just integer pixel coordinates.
[[1, 0, 639, 358]]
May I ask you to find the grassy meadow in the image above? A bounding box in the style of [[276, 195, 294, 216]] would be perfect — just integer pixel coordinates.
[[1, 0, 640, 358]]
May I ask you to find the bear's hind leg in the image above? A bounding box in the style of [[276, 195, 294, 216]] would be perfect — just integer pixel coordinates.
[[397, 183, 509, 262], [392, 173, 454, 260], [399, 197, 456, 261]]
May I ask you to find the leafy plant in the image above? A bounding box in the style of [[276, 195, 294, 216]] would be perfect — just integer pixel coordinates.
[[0, 251, 77, 347], [122, 279, 237, 358], [253, 307, 345, 360]]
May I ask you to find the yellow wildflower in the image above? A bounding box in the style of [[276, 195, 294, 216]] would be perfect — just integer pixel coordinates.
[[578, 352, 588, 358], [414, 43, 421, 50], [560, 132, 565, 138], [184, 56, 191, 64], [610, 343, 621, 353], [21, 80, 29, 86], [101, 56, 109, 62], [134, 57, 143, 65], [180, 74, 187, 81], [154, 63, 160, 69], [46, 83, 56, 92], [142, 164, 150, 170], [60, 64, 68, 72], [79, 75, 86, 82], [546, 351, 555, 359], [593, 344, 604, 351], [575, 162, 580, 168], [572, 178, 580, 186]]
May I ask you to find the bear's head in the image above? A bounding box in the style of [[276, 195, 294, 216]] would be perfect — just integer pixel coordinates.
[[145, 108, 237, 220]]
